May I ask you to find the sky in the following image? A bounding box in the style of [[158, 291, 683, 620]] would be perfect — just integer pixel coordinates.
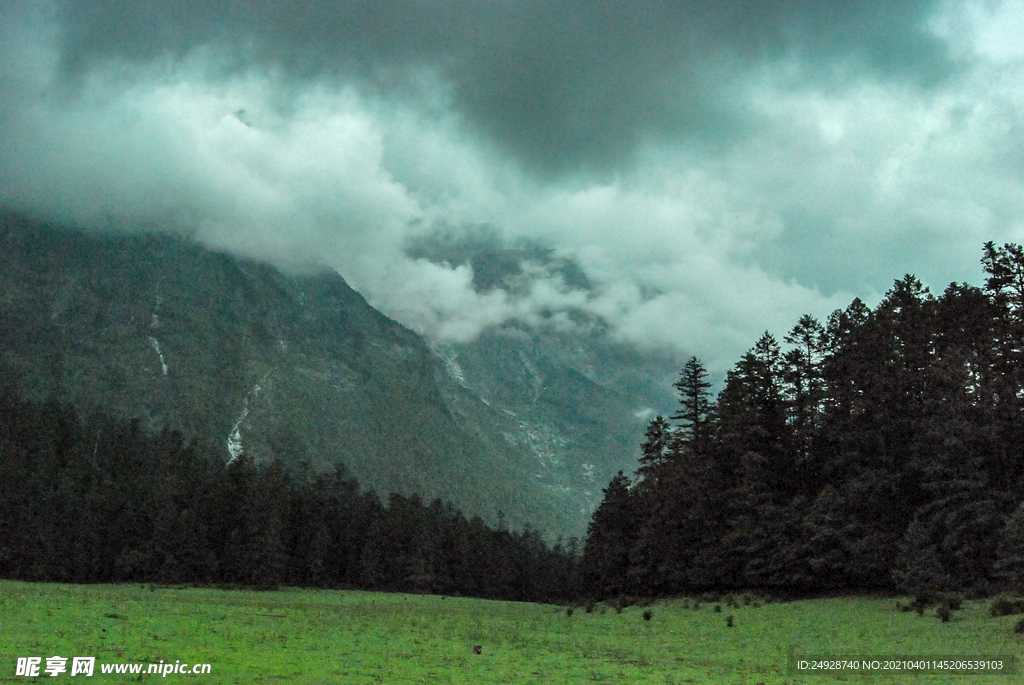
[[2, 0, 1023, 371]]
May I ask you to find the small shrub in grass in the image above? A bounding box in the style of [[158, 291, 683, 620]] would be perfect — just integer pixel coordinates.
[[937, 606, 951, 622], [693, 602, 701, 610], [902, 594, 928, 614], [565, 607, 573, 617], [714, 604, 722, 613], [930, 594, 962, 611], [743, 594, 752, 606], [643, 611, 652, 621], [726, 615, 734, 627], [585, 600, 595, 614], [1015, 619, 1024, 634], [989, 599, 1024, 617]]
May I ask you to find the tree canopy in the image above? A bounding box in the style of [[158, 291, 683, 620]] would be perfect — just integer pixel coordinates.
[[582, 243, 1024, 598]]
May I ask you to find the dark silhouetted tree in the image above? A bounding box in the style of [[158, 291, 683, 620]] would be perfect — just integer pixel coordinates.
[[582, 472, 635, 597], [673, 356, 712, 455]]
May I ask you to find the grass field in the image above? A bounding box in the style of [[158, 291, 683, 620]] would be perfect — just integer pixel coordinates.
[[1, 580, 1021, 684]]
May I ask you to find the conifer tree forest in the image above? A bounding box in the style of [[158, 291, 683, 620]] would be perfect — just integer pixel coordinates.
[[582, 242, 1024, 599], [0, 391, 577, 602], [5, 243, 1024, 604]]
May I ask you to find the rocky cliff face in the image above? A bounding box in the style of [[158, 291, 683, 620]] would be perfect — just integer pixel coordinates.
[[431, 327, 678, 527], [0, 212, 675, 537]]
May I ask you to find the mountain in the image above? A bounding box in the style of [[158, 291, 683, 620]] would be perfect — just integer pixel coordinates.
[[0, 211, 676, 538], [431, 327, 677, 521], [408, 224, 680, 520]]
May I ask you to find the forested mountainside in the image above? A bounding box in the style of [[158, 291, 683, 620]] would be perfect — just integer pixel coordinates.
[[0, 211, 662, 538], [9, 208, 1024, 601], [0, 392, 577, 600], [582, 243, 1024, 598]]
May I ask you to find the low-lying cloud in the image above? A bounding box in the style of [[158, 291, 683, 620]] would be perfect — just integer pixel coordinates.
[[2, 1, 1023, 371]]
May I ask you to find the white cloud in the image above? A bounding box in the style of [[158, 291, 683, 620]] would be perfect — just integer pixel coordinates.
[[3, 2, 1024, 373]]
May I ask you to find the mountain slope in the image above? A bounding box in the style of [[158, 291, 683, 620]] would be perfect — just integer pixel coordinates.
[[0, 212, 678, 538], [408, 226, 681, 525], [0, 213, 583, 534], [432, 327, 677, 525]]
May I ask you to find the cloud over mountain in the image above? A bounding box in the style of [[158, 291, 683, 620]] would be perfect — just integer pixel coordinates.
[[2, 1, 1023, 369]]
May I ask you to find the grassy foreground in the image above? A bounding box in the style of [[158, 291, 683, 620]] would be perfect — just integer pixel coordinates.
[[1, 580, 1021, 684]]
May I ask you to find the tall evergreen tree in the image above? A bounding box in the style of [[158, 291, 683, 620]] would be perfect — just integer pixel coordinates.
[[672, 356, 712, 454], [582, 472, 635, 597], [783, 315, 827, 478], [635, 415, 673, 486], [995, 503, 1024, 591], [982, 241, 1024, 315]]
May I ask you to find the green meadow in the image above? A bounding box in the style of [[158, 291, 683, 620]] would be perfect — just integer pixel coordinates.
[[1, 580, 1021, 684]]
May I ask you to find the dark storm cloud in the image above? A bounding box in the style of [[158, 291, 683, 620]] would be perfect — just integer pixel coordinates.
[[4, 0, 1021, 371], [51, 0, 956, 177]]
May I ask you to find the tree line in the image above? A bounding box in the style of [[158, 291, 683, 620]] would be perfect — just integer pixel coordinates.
[[582, 242, 1024, 599], [8, 242, 1024, 605], [0, 391, 578, 602]]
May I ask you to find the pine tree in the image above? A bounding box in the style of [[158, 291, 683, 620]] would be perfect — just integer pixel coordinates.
[[981, 241, 1024, 315], [800, 484, 851, 590], [718, 333, 792, 495], [783, 315, 826, 472], [635, 415, 672, 485], [822, 297, 871, 421], [995, 504, 1024, 591], [245, 461, 293, 590], [582, 472, 635, 597], [672, 357, 712, 454], [893, 517, 950, 598]]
